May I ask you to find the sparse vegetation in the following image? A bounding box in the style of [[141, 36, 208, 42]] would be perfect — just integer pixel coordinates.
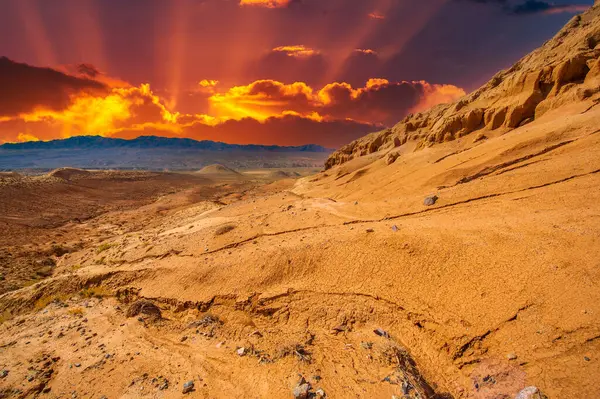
[[0, 310, 12, 324], [80, 286, 112, 299], [68, 307, 84, 316], [275, 343, 312, 363], [33, 294, 70, 311], [96, 243, 114, 254]]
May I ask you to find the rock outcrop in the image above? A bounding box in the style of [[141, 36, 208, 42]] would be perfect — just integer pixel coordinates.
[[325, 4, 600, 169]]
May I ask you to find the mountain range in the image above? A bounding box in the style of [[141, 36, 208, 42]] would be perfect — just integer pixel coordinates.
[[0, 136, 333, 170]]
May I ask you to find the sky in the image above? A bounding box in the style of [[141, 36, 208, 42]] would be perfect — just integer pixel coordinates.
[[0, 0, 593, 147]]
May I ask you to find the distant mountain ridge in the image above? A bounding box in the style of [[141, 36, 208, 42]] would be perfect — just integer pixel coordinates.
[[0, 136, 333, 153]]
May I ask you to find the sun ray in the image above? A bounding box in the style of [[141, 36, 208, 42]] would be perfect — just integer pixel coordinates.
[[166, 0, 191, 110], [16, 0, 58, 66], [66, 0, 107, 70]]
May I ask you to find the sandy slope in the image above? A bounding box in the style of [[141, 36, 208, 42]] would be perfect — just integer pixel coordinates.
[[0, 101, 599, 398]]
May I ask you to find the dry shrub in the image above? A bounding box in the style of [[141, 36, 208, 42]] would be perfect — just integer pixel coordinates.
[[68, 307, 84, 316], [275, 343, 312, 363]]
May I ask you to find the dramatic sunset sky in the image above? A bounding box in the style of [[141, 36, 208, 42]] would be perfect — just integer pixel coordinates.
[[0, 0, 593, 147]]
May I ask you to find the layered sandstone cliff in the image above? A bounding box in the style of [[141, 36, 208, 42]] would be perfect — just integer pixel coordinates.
[[325, 3, 600, 169]]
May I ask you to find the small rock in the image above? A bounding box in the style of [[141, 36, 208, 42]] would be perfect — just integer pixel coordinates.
[[366, 229, 375, 233], [104, 354, 111, 359], [0, 369, 8, 378], [386, 152, 400, 165], [423, 195, 438, 206], [360, 342, 373, 350], [180, 336, 188, 342], [237, 347, 246, 356], [182, 380, 194, 394], [584, 356, 591, 361], [159, 380, 169, 390], [507, 353, 517, 360], [374, 328, 390, 338], [401, 381, 411, 395], [473, 133, 488, 143], [100, 396, 108, 399], [74, 363, 81, 368], [391, 225, 399, 232], [315, 388, 326, 397], [331, 325, 347, 334], [514, 386, 548, 399], [293, 382, 311, 399], [28, 375, 35, 382]]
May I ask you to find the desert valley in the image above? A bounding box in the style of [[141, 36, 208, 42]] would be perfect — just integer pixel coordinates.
[[1, 2, 600, 399]]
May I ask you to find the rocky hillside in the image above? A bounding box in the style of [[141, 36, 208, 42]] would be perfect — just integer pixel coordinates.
[[326, 2, 600, 169]]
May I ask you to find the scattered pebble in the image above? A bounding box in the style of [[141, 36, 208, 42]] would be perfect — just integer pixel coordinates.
[[182, 380, 194, 394], [507, 353, 517, 360], [514, 386, 548, 399], [293, 378, 311, 399], [74, 363, 81, 368], [237, 347, 246, 356], [366, 229, 375, 233], [374, 328, 390, 339], [391, 225, 399, 232], [423, 195, 438, 206], [315, 388, 326, 397], [584, 356, 591, 361], [0, 369, 8, 378]]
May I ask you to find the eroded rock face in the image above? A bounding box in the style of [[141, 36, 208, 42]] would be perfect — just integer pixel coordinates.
[[325, 5, 600, 170]]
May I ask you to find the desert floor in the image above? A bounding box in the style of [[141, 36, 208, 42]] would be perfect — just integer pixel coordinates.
[[1, 105, 599, 399]]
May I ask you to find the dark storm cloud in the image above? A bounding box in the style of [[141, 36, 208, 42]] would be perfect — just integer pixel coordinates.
[[457, 0, 591, 15], [0, 57, 108, 116], [509, 0, 590, 14], [247, 48, 329, 86], [77, 63, 101, 78]]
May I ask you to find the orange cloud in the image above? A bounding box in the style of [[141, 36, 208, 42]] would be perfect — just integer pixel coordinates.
[[208, 80, 315, 121], [409, 81, 466, 113], [16, 132, 40, 142], [199, 79, 219, 88], [239, 0, 291, 8], [354, 49, 378, 55], [272, 45, 320, 58], [368, 12, 385, 20], [0, 57, 465, 147], [208, 78, 465, 125]]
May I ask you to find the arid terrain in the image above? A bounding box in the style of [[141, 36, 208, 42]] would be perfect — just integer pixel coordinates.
[[2, 4, 600, 399]]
